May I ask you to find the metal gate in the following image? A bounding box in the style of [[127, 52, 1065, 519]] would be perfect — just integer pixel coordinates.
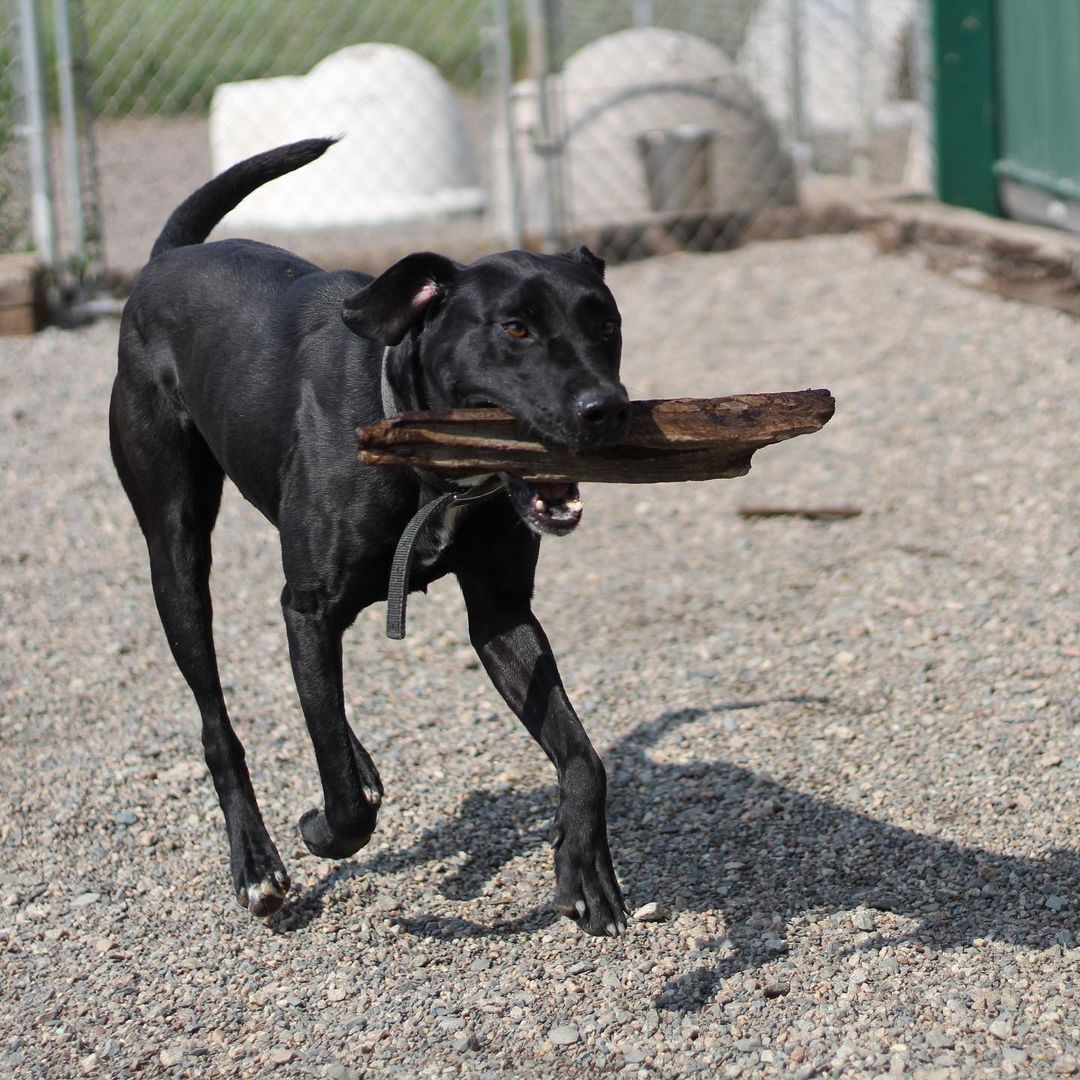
[[933, 0, 1080, 232], [995, 0, 1080, 232]]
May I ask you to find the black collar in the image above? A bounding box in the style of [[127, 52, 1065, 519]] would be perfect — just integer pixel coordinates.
[[379, 345, 505, 639]]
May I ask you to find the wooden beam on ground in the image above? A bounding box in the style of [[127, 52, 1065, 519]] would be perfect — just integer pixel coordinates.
[[0, 254, 46, 336]]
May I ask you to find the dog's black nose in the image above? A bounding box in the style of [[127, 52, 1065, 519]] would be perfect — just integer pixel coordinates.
[[575, 388, 630, 445]]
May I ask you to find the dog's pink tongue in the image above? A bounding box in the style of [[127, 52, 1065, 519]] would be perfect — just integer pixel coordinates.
[[535, 482, 576, 501]]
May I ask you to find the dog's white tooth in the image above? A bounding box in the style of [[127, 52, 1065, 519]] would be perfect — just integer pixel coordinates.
[[534, 499, 546, 514], [565, 498, 583, 513], [575, 899, 587, 918]]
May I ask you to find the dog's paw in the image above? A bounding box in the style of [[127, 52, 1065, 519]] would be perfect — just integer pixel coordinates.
[[239, 871, 291, 918], [230, 835, 290, 918], [298, 806, 376, 860], [551, 824, 628, 937]]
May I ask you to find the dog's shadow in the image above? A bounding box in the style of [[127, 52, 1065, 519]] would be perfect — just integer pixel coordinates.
[[280, 704, 1077, 1012]]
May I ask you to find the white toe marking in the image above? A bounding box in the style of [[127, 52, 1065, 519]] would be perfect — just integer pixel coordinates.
[[575, 900, 586, 918], [247, 879, 284, 911]]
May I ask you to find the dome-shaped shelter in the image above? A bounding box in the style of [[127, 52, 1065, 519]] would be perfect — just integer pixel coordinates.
[[493, 27, 796, 237], [210, 44, 484, 229]]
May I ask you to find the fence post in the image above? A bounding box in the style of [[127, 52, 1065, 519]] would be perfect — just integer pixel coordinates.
[[526, 0, 562, 252], [786, 0, 809, 176], [909, 0, 935, 193], [53, 0, 85, 263], [852, 0, 873, 182], [490, 0, 523, 247], [15, 0, 56, 266]]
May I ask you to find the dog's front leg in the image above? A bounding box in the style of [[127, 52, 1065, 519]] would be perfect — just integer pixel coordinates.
[[458, 571, 627, 936], [281, 586, 384, 859]]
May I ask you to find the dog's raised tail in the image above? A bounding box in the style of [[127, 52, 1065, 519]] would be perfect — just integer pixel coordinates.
[[149, 137, 338, 260]]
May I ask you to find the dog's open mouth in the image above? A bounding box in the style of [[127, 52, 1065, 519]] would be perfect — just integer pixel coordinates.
[[506, 477, 583, 536], [461, 399, 584, 535]]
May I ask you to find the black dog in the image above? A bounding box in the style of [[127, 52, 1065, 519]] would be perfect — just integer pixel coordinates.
[[109, 139, 631, 935]]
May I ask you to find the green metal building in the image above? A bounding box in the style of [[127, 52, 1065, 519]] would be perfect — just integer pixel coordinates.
[[934, 0, 1080, 231]]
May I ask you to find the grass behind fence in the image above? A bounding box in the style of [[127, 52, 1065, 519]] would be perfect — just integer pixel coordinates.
[[556, 0, 759, 64], [80, 0, 759, 117], [1, 37, 27, 253], [82, 0, 504, 116]]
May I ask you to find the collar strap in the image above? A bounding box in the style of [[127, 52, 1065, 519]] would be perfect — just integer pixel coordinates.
[[379, 345, 505, 639], [385, 475, 505, 639], [382, 343, 492, 490], [380, 345, 400, 420]]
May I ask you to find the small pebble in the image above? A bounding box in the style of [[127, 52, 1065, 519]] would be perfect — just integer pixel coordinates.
[[548, 1025, 580, 1046], [632, 902, 670, 923], [851, 910, 875, 932]]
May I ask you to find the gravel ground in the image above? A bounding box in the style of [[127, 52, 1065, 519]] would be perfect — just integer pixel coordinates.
[[1, 233, 1078, 1078]]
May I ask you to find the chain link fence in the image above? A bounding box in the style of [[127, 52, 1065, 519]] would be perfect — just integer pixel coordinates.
[[1, 0, 33, 257], [2, 0, 931, 289]]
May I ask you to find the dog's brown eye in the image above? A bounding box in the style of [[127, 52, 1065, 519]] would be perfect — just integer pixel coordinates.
[[601, 320, 617, 337], [504, 321, 529, 339]]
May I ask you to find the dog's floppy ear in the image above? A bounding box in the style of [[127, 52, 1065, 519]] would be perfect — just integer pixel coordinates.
[[560, 245, 605, 280], [342, 252, 460, 345]]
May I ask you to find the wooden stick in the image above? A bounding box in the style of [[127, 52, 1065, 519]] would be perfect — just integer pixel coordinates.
[[357, 389, 834, 484], [738, 505, 862, 521]]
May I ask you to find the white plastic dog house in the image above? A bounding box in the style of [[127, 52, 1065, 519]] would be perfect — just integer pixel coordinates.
[[210, 44, 484, 229], [492, 28, 796, 237]]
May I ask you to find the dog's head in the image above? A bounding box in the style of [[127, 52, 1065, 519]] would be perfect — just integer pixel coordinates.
[[343, 247, 629, 535]]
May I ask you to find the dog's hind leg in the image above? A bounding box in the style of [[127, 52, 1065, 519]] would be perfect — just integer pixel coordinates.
[[109, 370, 289, 917], [280, 588, 383, 860]]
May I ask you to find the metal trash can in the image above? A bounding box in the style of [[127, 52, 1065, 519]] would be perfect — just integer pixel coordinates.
[[636, 125, 714, 214]]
